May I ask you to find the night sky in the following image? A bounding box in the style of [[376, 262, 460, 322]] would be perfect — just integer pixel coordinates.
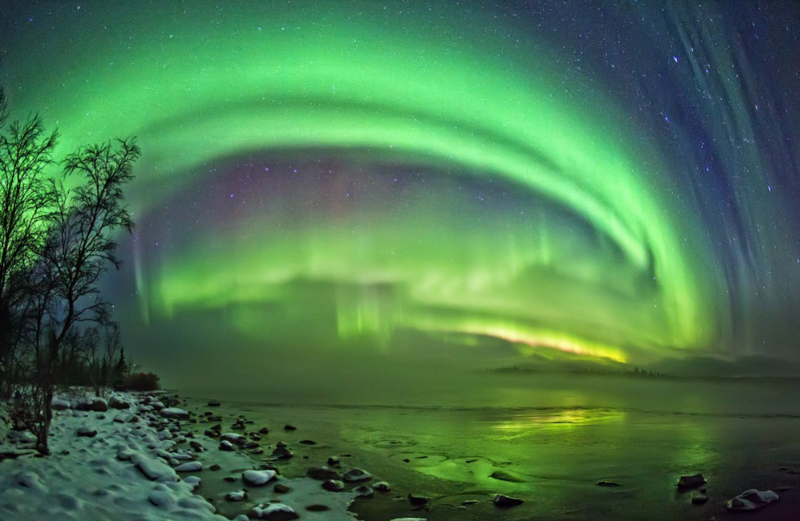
[[2, 1, 800, 383]]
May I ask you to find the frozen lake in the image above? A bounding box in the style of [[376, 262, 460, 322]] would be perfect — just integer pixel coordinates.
[[185, 373, 800, 520]]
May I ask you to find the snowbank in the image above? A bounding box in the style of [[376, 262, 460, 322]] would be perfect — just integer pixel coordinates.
[[0, 391, 361, 521], [0, 393, 220, 521]]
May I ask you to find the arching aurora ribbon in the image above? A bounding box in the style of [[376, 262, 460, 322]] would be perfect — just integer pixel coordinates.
[[1, 1, 730, 363]]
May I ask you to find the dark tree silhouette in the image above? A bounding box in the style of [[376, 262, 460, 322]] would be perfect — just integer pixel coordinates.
[[31, 138, 139, 453], [0, 87, 59, 396]]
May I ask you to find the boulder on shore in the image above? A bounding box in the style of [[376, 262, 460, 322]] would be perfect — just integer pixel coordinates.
[[225, 490, 247, 502], [343, 468, 372, 482], [77, 427, 97, 438], [242, 469, 277, 486], [408, 493, 430, 505], [373, 481, 391, 492], [51, 399, 71, 411], [677, 474, 706, 489], [726, 489, 778, 511], [494, 494, 524, 507], [108, 395, 131, 409], [322, 479, 345, 492], [250, 502, 299, 520], [175, 461, 202, 473], [133, 455, 179, 482], [160, 408, 189, 419]]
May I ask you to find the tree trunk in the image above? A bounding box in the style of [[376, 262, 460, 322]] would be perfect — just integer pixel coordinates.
[[36, 386, 53, 455]]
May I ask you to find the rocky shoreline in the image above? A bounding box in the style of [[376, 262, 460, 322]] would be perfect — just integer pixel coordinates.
[[0, 390, 446, 521], [4, 389, 792, 521]]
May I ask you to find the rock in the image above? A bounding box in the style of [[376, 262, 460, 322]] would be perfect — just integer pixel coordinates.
[[133, 455, 179, 482], [221, 433, 246, 445], [161, 408, 189, 419], [245, 441, 260, 449], [354, 485, 374, 498], [271, 446, 294, 459], [597, 481, 620, 487], [51, 399, 71, 411], [117, 450, 134, 461], [274, 483, 291, 493], [219, 440, 235, 452], [408, 493, 430, 505], [327, 456, 341, 467], [299, 439, 316, 445], [276, 441, 287, 448], [90, 398, 108, 412], [108, 396, 130, 409], [209, 464, 221, 471], [251, 448, 264, 455], [208, 401, 221, 407], [284, 425, 297, 431], [225, 490, 247, 502], [205, 430, 220, 438], [373, 481, 391, 492], [490, 470, 525, 483], [493, 494, 524, 507], [306, 466, 341, 481], [692, 494, 709, 504], [77, 427, 97, 438], [343, 468, 372, 482], [322, 479, 345, 492], [224, 476, 238, 483], [462, 499, 478, 505], [148, 490, 177, 508], [184, 476, 201, 491], [306, 504, 330, 511], [727, 489, 779, 511], [250, 503, 299, 520], [242, 469, 277, 486], [259, 427, 270, 434], [677, 473, 706, 489], [175, 461, 202, 472]]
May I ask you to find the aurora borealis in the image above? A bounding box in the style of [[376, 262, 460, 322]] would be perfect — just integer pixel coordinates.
[[2, 1, 799, 379]]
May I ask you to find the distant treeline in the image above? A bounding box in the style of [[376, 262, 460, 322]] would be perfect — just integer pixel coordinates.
[[486, 365, 673, 378]]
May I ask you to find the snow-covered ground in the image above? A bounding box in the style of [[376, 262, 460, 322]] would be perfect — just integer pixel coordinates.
[[0, 391, 375, 521]]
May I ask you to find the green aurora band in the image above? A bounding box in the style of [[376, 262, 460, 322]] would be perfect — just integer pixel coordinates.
[[1, 2, 725, 363]]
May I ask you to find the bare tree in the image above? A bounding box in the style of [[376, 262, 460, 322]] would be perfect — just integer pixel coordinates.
[[0, 87, 58, 395], [81, 321, 122, 397], [30, 138, 139, 454], [101, 321, 123, 388]]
